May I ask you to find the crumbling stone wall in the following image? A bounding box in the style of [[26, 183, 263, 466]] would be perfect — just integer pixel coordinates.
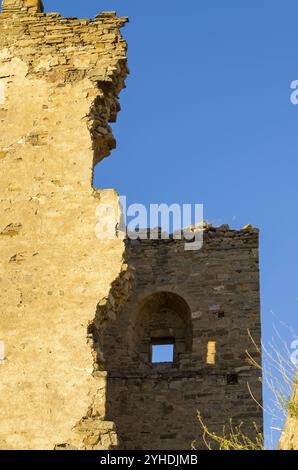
[[0, 1, 263, 451], [100, 226, 263, 450], [2, 0, 43, 14], [0, 1, 128, 450], [279, 376, 298, 450]]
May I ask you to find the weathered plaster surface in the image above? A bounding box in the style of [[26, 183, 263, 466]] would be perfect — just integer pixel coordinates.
[[0, 1, 267, 452], [0, 3, 128, 450]]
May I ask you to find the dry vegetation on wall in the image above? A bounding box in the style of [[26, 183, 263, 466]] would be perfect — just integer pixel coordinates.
[[194, 413, 264, 450], [193, 327, 298, 450]]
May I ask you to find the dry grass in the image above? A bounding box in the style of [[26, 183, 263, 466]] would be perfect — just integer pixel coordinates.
[[194, 319, 297, 450]]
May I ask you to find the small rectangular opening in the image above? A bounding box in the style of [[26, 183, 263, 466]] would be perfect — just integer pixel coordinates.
[[151, 341, 174, 363], [227, 373, 238, 385], [206, 341, 216, 365]]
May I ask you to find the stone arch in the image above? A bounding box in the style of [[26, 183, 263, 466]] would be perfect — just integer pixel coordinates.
[[131, 291, 192, 367], [103, 290, 195, 449]]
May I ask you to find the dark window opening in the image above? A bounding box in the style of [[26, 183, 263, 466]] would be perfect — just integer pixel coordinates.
[[227, 373, 238, 385], [151, 340, 174, 363]]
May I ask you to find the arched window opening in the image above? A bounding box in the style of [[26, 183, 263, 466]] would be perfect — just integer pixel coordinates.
[[133, 291, 192, 368]]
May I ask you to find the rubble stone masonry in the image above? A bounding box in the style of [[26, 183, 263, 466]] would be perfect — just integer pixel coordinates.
[[0, 0, 128, 449], [279, 376, 298, 450], [0, 1, 264, 450], [99, 227, 263, 450]]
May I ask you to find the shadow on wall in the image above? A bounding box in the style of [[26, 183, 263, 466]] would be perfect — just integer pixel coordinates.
[[88, 229, 263, 450], [104, 290, 194, 450], [88, 243, 196, 449]]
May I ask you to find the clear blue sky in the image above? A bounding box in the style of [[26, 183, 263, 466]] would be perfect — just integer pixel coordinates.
[[45, 0, 298, 449]]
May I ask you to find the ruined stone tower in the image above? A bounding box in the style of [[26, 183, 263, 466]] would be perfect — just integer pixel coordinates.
[[0, 2, 263, 450], [2, 0, 43, 14], [99, 229, 263, 450]]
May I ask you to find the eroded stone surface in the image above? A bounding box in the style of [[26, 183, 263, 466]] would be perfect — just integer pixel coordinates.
[[2, 0, 43, 14], [0, 1, 264, 452], [279, 376, 298, 450], [0, 1, 128, 450]]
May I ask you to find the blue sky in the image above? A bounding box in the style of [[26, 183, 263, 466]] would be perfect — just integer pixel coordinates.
[[45, 1, 298, 449]]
